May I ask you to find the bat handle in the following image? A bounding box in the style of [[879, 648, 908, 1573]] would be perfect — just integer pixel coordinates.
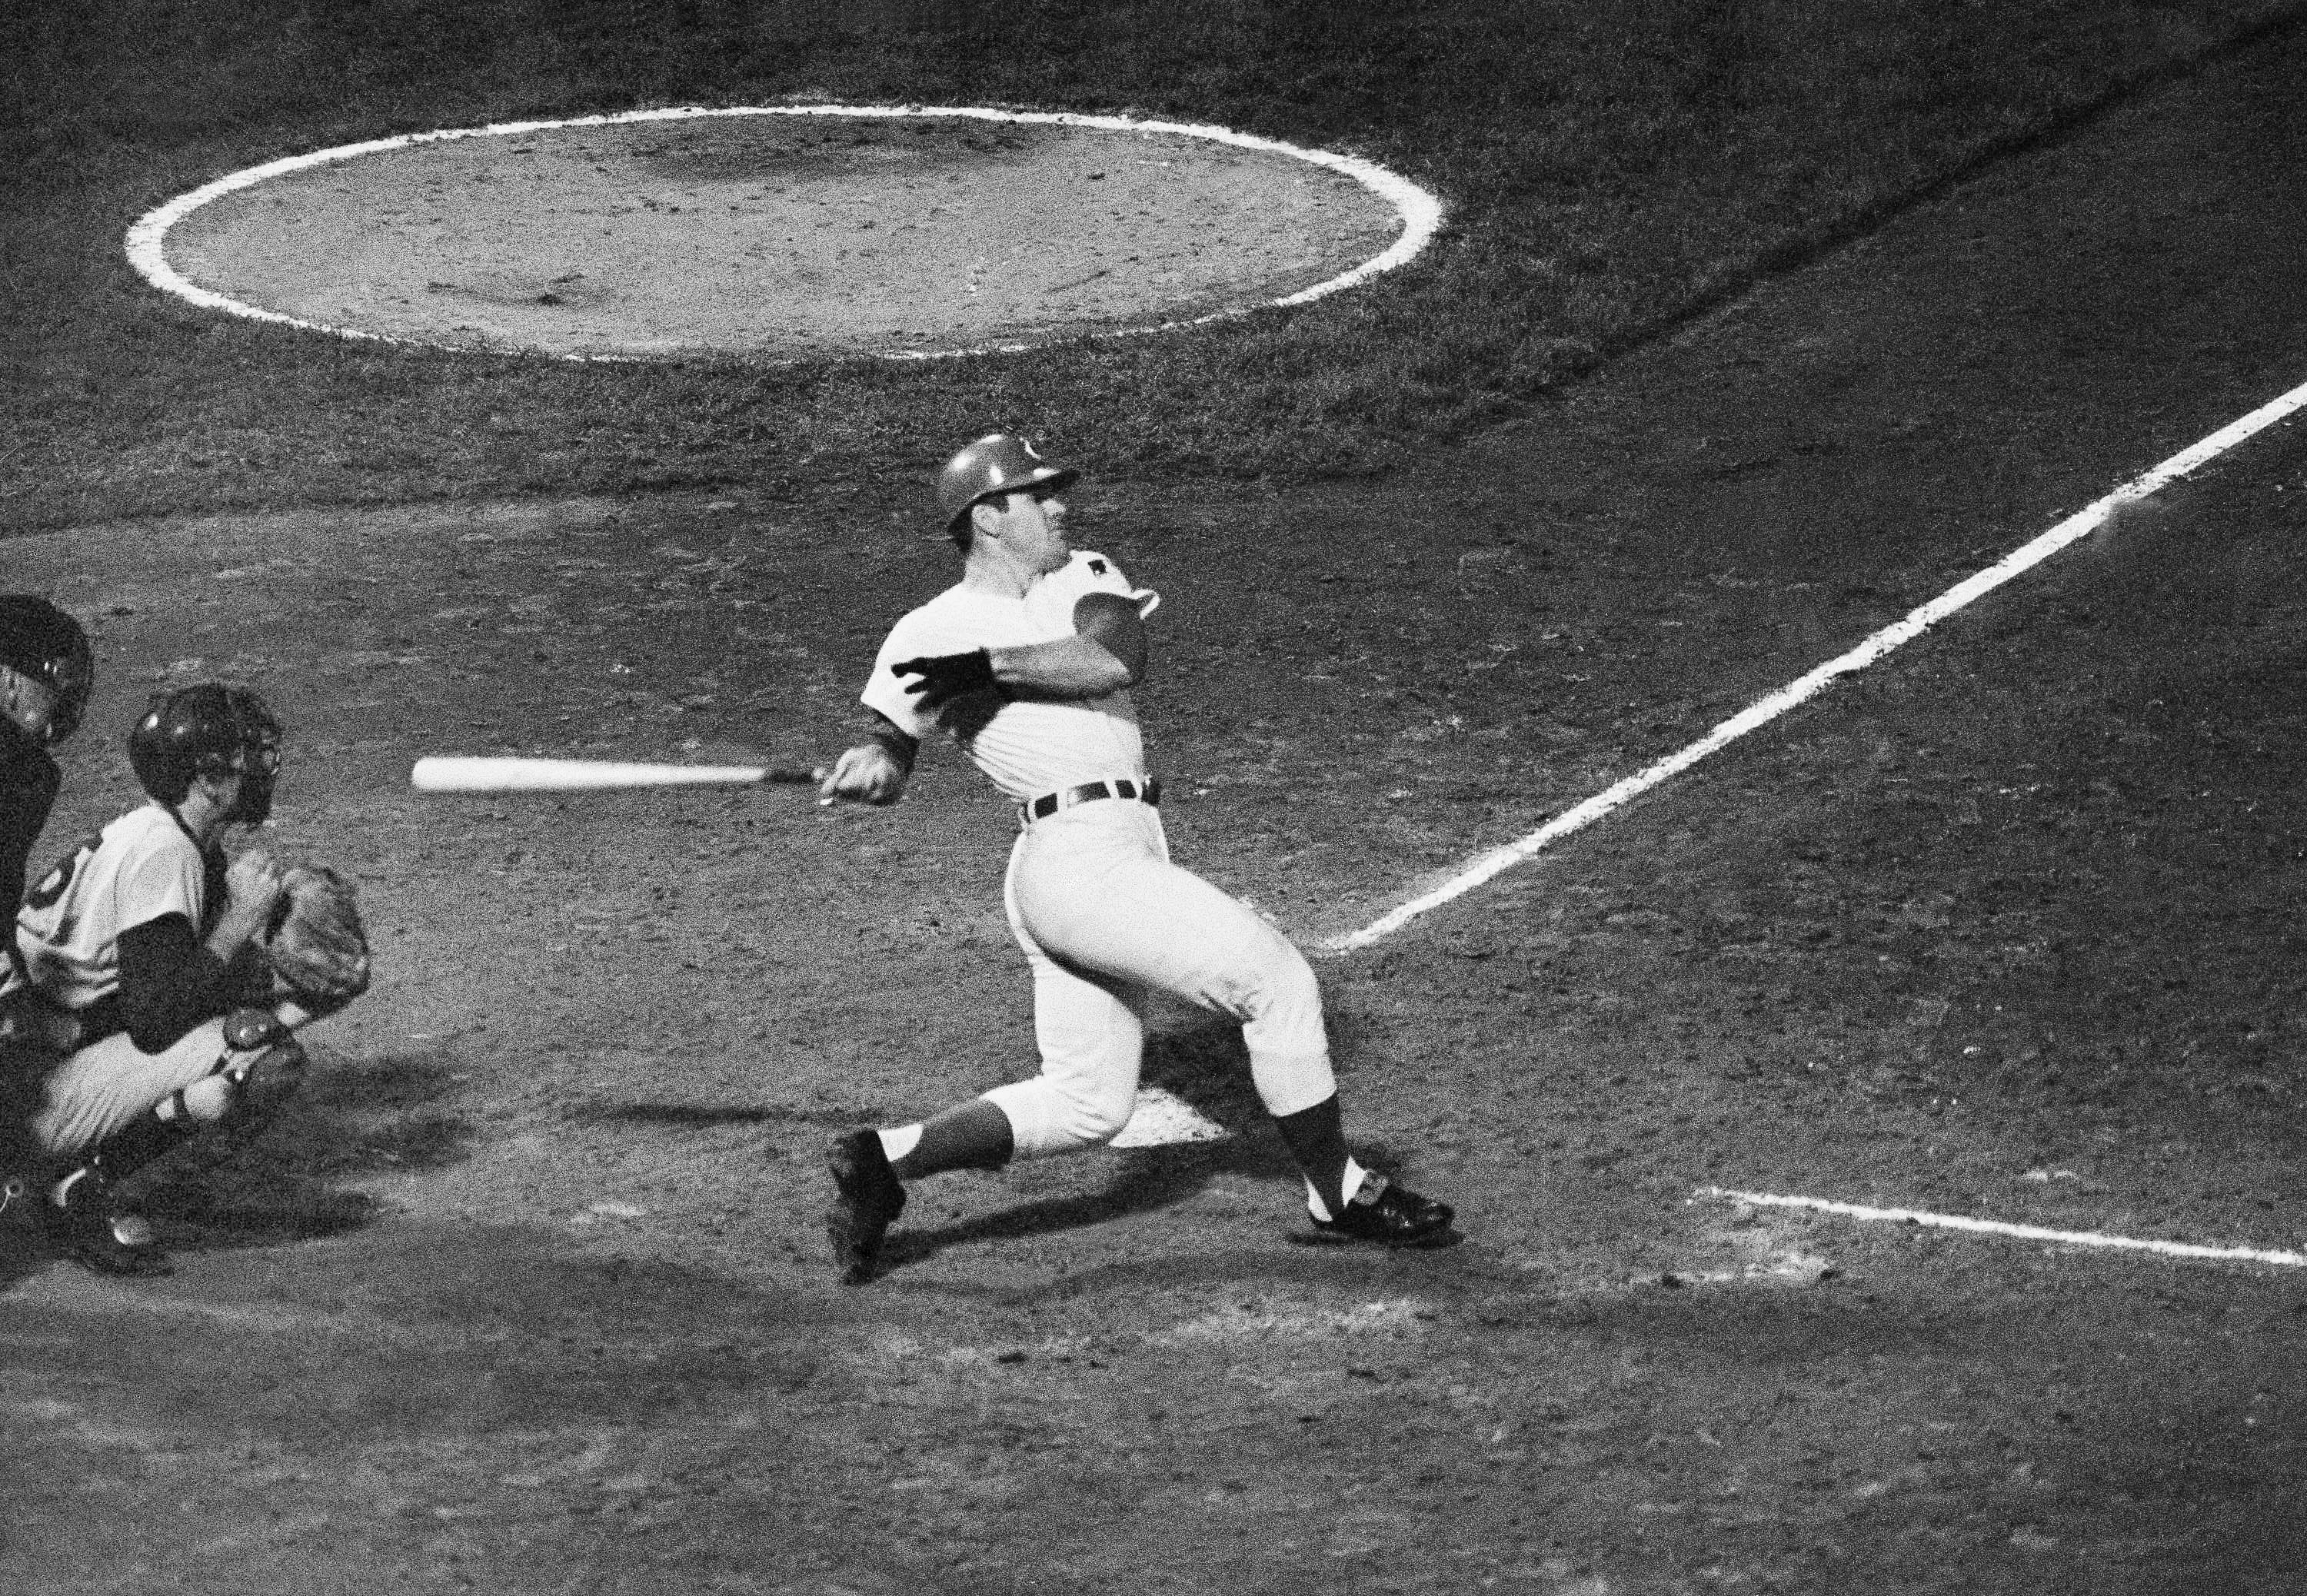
[[764, 766, 824, 786]]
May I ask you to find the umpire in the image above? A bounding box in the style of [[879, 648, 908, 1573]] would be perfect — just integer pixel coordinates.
[[0, 597, 93, 1222], [0, 597, 92, 925]]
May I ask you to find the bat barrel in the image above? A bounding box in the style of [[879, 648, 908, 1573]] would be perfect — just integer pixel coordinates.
[[411, 756, 777, 793]]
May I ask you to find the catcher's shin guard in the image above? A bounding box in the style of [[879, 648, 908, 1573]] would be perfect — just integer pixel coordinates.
[[145, 1035, 307, 1129], [219, 1038, 308, 1123], [90, 1038, 314, 1224]]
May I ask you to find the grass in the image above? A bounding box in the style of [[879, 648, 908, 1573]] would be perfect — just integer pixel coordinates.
[[1, 0, 2295, 531]]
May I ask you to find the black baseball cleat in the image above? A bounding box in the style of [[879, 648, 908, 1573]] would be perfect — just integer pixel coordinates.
[[825, 1129, 907, 1285], [40, 1169, 173, 1278], [1307, 1174, 1457, 1249]]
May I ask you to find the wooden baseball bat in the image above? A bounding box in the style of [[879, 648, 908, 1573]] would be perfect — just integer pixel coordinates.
[[410, 756, 822, 794]]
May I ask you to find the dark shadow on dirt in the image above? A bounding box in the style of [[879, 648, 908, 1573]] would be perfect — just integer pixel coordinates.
[[0, 1219, 835, 1450], [0, 1069, 55, 1291], [2, 1046, 476, 1280], [1140, 1016, 1411, 1164], [291, 1047, 478, 1176], [1140, 1024, 1267, 1122], [932, 1229, 1490, 1307], [866, 1022, 1443, 1281], [134, 1047, 476, 1261], [585, 1101, 863, 1129], [874, 1133, 1298, 1278], [0, 1196, 53, 1294], [868, 1136, 1453, 1282]]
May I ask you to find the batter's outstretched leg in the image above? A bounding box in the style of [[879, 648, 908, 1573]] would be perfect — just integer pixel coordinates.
[[1010, 814, 1460, 1246], [825, 1100, 1017, 1284], [825, 1129, 906, 1285]]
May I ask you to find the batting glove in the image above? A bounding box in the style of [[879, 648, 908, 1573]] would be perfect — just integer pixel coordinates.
[[894, 649, 999, 712]]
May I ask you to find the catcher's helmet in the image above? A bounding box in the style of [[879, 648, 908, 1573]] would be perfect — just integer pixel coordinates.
[[128, 683, 282, 810], [0, 594, 94, 745], [934, 434, 1078, 534]]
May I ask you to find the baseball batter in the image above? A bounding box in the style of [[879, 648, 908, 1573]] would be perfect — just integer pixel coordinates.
[[819, 434, 1456, 1284], [0, 683, 364, 1276]]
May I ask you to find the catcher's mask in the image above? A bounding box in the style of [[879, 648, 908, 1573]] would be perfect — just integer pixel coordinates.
[[129, 683, 283, 821], [0, 594, 94, 746], [934, 434, 1078, 546]]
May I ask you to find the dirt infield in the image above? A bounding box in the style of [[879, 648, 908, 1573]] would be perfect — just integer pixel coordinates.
[[5, 25, 2307, 1596], [150, 108, 1415, 360]]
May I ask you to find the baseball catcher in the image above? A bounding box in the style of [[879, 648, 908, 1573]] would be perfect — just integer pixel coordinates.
[[0, 683, 371, 1275]]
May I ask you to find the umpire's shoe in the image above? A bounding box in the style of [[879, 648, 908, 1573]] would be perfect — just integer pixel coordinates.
[[1309, 1174, 1456, 1249], [40, 1165, 172, 1278], [826, 1129, 907, 1285]]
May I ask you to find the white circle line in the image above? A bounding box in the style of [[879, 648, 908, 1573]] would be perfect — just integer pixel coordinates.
[[1327, 375, 2307, 953], [122, 103, 1445, 361], [1700, 1187, 2307, 1268]]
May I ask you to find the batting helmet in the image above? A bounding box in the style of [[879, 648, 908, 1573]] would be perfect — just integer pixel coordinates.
[[0, 595, 94, 745], [934, 434, 1078, 534], [128, 683, 282, 813]]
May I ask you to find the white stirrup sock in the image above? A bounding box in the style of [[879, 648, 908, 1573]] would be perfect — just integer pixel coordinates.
[[1305, 1156, 1373, 1222]]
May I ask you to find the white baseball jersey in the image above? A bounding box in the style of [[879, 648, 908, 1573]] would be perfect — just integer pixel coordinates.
[[4, 804, 208, 1013], [861, 550, 1160, 802]]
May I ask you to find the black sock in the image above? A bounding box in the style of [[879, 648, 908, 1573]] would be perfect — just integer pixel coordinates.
[[891, 1099, 1015, 1181], [1270, 1093, 1351, 1215]]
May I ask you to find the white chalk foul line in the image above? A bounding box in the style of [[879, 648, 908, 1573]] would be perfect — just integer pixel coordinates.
[[1703, 1187, 2307, 1268], [1329, 374, 2307, 952]]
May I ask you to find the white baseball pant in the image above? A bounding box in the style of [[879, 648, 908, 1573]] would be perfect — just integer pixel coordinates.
[[26, 1018, 245, 1157], [984, 796, 1337, 1159]]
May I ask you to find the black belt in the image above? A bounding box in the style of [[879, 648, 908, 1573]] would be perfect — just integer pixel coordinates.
[[1020, 777, 1161, 825]]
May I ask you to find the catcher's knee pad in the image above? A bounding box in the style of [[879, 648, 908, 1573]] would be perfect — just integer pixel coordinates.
[[167, 1039, 308, 1127], [224, 1039, 308, 1117], [221, 1006, 290, 1052]]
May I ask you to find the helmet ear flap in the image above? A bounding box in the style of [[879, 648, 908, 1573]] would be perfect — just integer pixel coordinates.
[[43, 633, 93, 743]]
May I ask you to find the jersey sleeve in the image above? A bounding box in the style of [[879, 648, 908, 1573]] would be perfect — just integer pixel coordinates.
[[860, 604, 980, 741], [110, 826, 205, 938], [1034, 551, 1160, 627]]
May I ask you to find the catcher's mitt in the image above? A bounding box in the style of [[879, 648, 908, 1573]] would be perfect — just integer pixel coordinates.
[[265, 865, 371, 1015]]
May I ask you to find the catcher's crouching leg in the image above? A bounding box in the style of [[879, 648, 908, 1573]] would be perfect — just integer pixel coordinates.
[[165, 1029, 311, 1141], [95, 1021, 312, 1181], [32, 1017, 314, 1277]]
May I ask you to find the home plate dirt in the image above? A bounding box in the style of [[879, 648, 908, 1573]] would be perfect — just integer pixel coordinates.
[[148, 108, 1416, 360]]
